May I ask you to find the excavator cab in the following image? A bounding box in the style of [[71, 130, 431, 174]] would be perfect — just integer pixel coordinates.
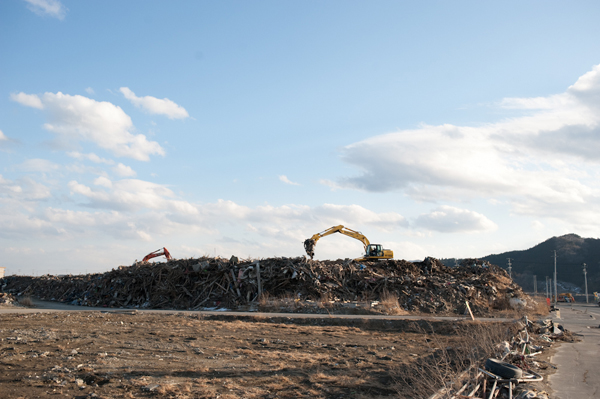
[[367, 244, 382, 257]]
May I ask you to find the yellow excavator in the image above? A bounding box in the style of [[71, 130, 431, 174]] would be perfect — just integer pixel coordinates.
[[303, 225, 393, 261]]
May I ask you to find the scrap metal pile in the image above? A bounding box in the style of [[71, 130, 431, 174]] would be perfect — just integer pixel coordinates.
[[0, 256, 527, 314]]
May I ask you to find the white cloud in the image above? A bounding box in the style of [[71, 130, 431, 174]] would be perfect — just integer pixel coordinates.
[[54, 174, 408, 245], [199, 200, 407, 231], [0, 175, 51, 201], [0, 174, 23, 196], [0, 211, 57, 239], [68, 178, 198, 215], [15, 158, 60, 174], [42, 208, 154, 241], [319, 179, 343, 191], [389, 241, 430, 260], [23, 0, 66, 20], [568, 63, 600, 106], [113, 163, 137, 177], [334, 63, 600, 227], [0, 170, 414, 261], [14, 92, 165, 161], [67, 152, 115, 165], [279, 175, 300, 186], [414, 205, 497, 233], [499, 95, 569, 110], [10, 92, 44, 109], [311, 204, 407, 231], [93, 176, 112, 188], [0, 129, 7, 141], [196, 200, 407, 258], [85, 87, 95, 95], [531, 220, 545, 230], [120, 87, 189, 119]]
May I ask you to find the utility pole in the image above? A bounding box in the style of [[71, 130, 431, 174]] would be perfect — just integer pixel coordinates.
[[553, 250, 558, 307], [533, 275, 537, 294], [583, 263, 589, 303], [507, 258, 512, 279], [545, 276, 549, 299]]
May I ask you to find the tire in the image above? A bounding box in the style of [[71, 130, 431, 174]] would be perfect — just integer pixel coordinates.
[[484, 358, 523, 379]]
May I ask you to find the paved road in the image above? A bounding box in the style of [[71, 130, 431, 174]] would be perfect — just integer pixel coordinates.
[[549, 302, 600, 399]]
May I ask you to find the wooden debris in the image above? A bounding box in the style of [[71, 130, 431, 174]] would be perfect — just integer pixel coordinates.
[[0, 256, 528, 314]]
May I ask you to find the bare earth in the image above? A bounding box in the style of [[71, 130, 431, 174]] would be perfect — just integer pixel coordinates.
[[0, 309, 508, 399]]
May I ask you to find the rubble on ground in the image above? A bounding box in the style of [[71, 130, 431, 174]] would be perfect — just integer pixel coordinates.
[[0, 256, 528, 315], [0, 292, 19, 306], [428, 316, 564, 399]]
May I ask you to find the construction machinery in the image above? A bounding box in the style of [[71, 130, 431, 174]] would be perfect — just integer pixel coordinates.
[[141, 247, 172, 263], [557, 293, 575, 303], [303, 225, 393, 261]]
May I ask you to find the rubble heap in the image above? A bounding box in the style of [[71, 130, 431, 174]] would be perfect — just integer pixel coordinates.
[[0, 257, 527, 315], [0, 292, 19, 306]]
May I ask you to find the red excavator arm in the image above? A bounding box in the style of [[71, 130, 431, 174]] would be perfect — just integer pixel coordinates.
[[142, 247, 172, 263]]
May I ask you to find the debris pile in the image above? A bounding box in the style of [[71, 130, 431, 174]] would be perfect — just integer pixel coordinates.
[[430, 317, 571, 399], [0, 256, 527, 314], [0, 292, 19, 306]]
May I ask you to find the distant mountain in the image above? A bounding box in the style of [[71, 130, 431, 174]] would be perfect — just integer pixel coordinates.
[[442, 234, 600, 294]]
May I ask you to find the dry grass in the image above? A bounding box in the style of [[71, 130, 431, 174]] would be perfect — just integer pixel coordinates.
[[18, 296, 34, 307], [156, 382, 179, 395], [317, 292, 334, 309], [258, 292, 302, 311], [380, 289, 407, 315], [528, 295, 550, 316], [491, 295, 550, 319], [258, 291, 271, 306], [393, 321, 518, 398]]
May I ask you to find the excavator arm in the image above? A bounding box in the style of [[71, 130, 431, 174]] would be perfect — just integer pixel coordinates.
[[304, 225, 372, 259], [142, 247, 172, 263]]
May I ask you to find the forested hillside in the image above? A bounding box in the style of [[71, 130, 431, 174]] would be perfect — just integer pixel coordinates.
[[444, 234, 600, 294]]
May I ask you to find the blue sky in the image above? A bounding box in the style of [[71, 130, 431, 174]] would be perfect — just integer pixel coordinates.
[[2, 0, 600, 275]]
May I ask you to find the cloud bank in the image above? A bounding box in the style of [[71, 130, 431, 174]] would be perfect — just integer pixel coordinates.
[[414, 206, 497, 233], [334, 64, 600, 227], [11, 92, 165, 161], [1, 167, 408, 246]]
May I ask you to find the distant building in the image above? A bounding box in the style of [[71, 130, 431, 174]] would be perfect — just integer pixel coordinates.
[[0, 267, 5, 278]]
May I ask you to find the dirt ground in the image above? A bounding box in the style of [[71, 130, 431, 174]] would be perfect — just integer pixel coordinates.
[[0, 308, 518, 399]]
